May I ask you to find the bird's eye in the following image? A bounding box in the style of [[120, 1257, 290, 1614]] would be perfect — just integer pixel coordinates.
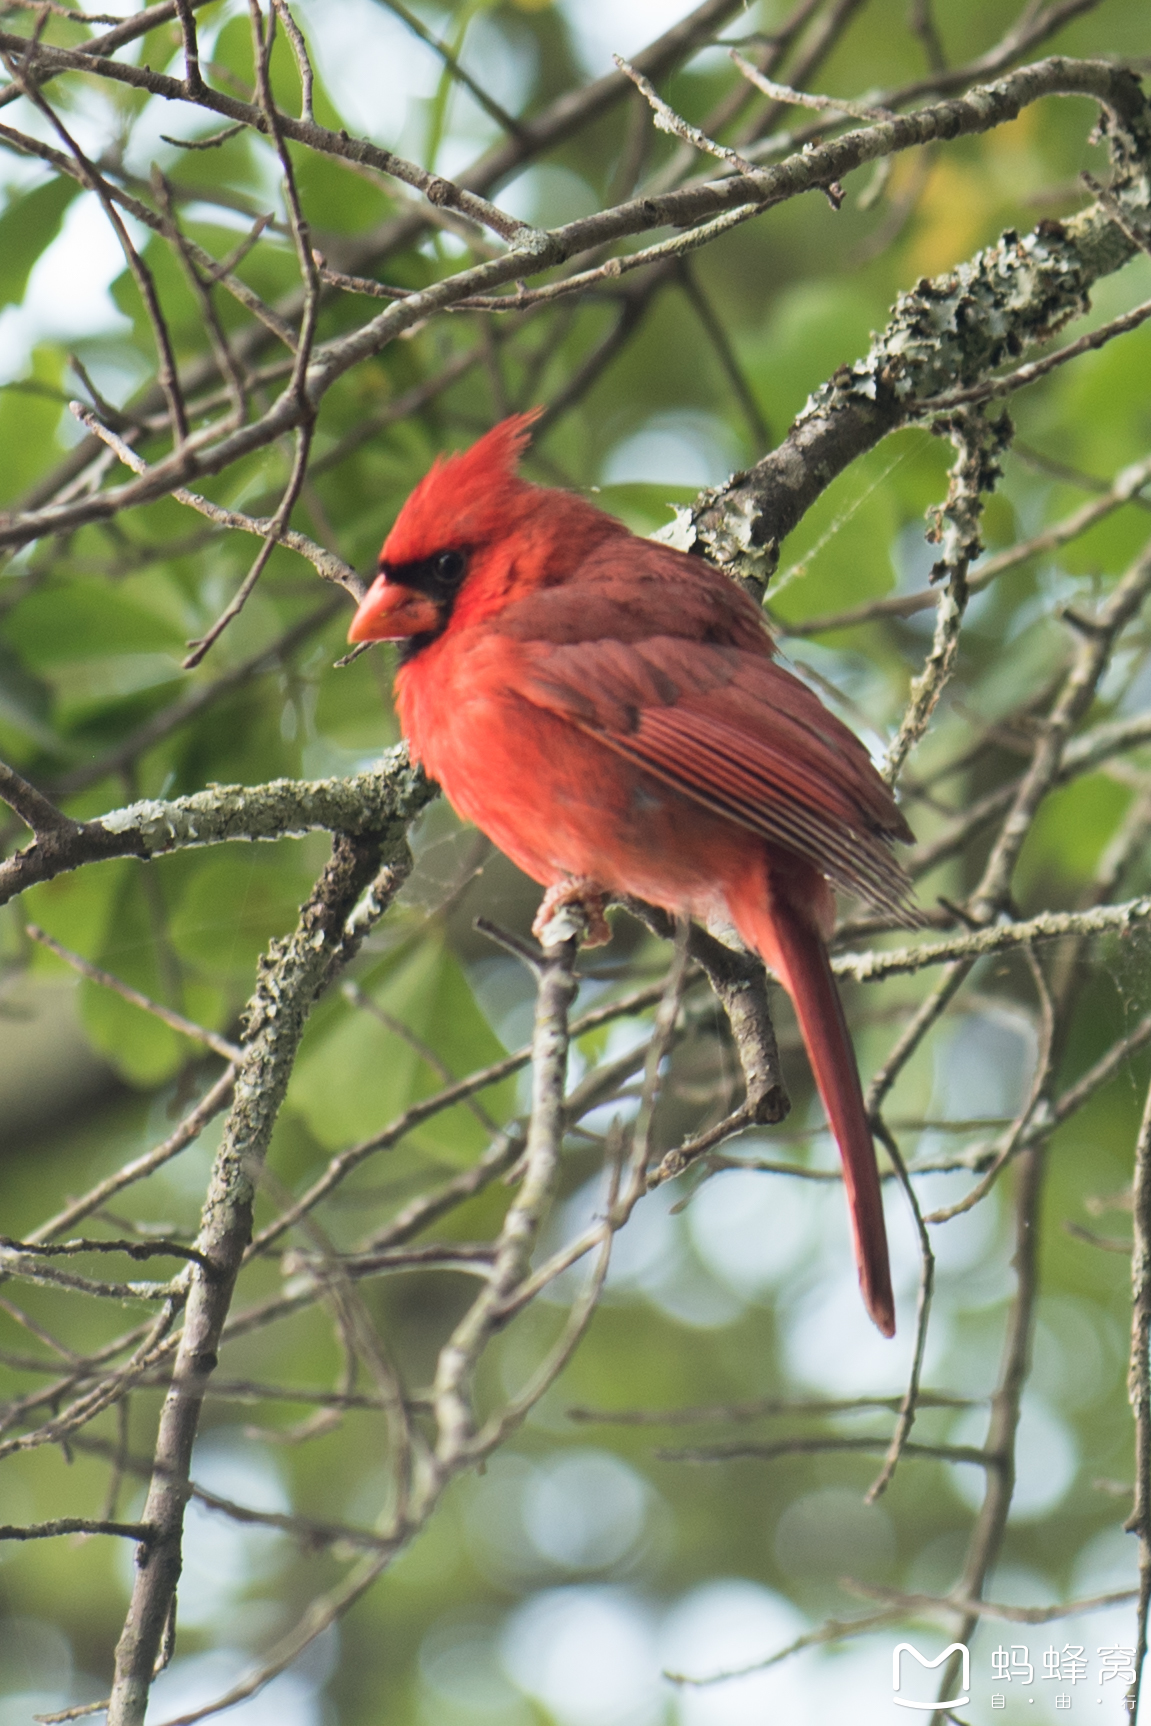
[[435, 550, 465, 584]]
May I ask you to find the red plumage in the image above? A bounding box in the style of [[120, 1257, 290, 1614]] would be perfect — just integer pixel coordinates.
[[349, 410, 919, 1337]]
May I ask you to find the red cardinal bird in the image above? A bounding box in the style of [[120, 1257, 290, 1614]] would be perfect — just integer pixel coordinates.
[[349, 411, 918, 1336]]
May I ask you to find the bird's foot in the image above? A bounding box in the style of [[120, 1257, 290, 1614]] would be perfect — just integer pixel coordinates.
[[532, 879, 612, 949]]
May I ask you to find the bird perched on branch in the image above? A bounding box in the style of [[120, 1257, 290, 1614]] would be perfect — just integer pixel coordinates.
[[349, 410, 920, 1337]]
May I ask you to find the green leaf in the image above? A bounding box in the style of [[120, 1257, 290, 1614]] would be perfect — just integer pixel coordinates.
[[0, 640, 59, 754], [0, 347, 65, 504], [168, 846, 318, 986], [80, 866, 184, 1086], [288, 937, 509, 1152], [4, 581, 186, 664], [0, 177, 79, 310]]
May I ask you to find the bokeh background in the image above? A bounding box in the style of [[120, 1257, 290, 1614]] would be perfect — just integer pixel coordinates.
[[2, 0, 1151, 1721]]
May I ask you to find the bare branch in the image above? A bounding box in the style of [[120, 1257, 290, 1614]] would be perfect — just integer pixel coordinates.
[[70, 405, 360, 592], [0, 759, 74, 835], [0, 47, 191, 448], [181, 424, 315, 667], [865, 1123, 935, 1502], [26, 924, 242, 1063], [616, 55, 757, 174], [271, 0, 313, 123], [373, 0, 521, 139], [174, 0, 204, 96], [969, 541, 1151, 920], [729, 52, 897, 124], [0, 12, 1146, 1712], [0, 1516, 148, 1543], [48, 595, 345, 801], [835, 896, 1151, 983], [432, 932, 579, 1467], [27, 1068, 237, 1245], [784, 447, 1151, 636], [851, 1580, 1140, 1624]]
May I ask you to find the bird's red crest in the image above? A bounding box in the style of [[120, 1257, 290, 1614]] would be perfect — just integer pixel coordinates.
[[382, 408, 543, 565]]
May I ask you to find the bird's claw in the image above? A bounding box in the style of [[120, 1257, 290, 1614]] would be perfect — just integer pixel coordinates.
[[532, 880, 612, 949]]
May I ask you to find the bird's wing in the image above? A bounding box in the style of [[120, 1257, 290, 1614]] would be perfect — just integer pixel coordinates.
[[501, 626, 916, 918]]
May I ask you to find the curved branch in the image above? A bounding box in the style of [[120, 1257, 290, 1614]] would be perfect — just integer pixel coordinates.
[[0, 747, 436, 907]]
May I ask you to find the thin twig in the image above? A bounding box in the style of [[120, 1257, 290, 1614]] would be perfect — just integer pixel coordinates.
[[931, 1142, 1047, 1723], [0, 1516, 149, 1543], [0, 1248, 176, 1302], [655, 1434, 989, 1464], [181, 423, 315, 667], [970, 543, 1151, 922], [784, 447, 1151, 636], [170, 0, 323, 670], [850, 1579, 1140, 1625], [0, 759, 74, 834], [26, 925, 242, 1063], [865, 1123, 935, 1502], [69, 405, 361, 596], [616, 55, 757, 174], [174, 0, 203, 95], [729, 51, 896, 124], [432, 931, 579, 1466], [247, 973, 677, 1256], [1, 1235, 217, 1276], [0, 58, 1140, 555], [885, 408, 1006, 785], [569, 1389, 976, 1424], [908, 0, 948, 74], [271, 0, 313, 122], [375, 0, 521, 138], [26, 1068, 237, 1245], [918, 294, 1151, 413], [151, 169, 248, 427], [677, 258, 772, 448], [836, 896, 1151, 984]]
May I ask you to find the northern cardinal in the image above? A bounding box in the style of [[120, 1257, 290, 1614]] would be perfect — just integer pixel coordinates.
[[349, 411, 918, 1336]]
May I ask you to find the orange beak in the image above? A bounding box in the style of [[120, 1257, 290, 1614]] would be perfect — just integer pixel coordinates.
[[348, 575, 441, 643]]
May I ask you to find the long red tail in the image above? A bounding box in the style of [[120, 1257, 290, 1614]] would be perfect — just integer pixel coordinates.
[[729, 864, 895, 1337]]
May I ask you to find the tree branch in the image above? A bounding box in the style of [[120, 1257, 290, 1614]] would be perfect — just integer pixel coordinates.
[[106, 827, 411, 1726], [0, 748, 435, 908]]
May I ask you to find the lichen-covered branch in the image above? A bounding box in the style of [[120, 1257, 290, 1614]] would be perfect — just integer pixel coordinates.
[[834, 895, 1151, 982], [106, 829, 410, 1726], [0, 746, 435, 907], [884, 407, 1010, 785], [672, 65, 1151, 587]]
